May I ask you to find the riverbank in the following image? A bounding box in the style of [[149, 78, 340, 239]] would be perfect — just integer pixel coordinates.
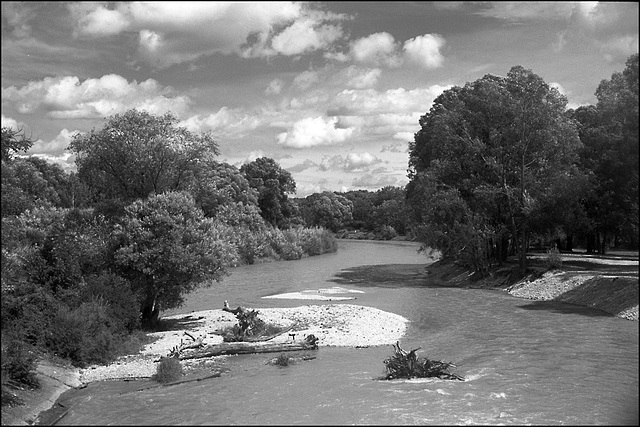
[[1, 356, 82, 426], [1, 302, 408, 426], [424, 250, 639, 321]]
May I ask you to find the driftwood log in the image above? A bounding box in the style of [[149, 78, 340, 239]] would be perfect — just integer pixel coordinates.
[[178, 334, 319, 360]]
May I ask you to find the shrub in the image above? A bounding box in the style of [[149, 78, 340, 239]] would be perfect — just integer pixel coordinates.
[[1, 331, 40, 390], [292, 227, 337, 256], [378, 225, 398, 240], [545, 246, 563, 269], [82, 273, 141, 333], [1, 282, 58, 348], [273, 353, 292, 366], [154, 356, 182, 383], [46, 298, 120, 367]]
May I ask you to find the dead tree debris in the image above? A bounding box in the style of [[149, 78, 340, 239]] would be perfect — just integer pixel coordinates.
[[383, 341, 464, 381]]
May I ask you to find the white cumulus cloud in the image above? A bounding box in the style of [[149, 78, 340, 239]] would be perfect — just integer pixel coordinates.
[[403, 34, 446, 69], [333, 85, 451, 116], [29, 129, 77, 154], [345, 152, 381, 171], [350, 32, 401, 67], [69, 2, 350, 68], [2, 74, 191, 119], [277, 116, 354, 148], [270, 19, 343, 56], [179, 107, 261, 139]]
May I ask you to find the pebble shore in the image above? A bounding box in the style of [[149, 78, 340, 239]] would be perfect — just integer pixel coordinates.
[[506, 271, 639, 321], [79, 303, 409, 383]]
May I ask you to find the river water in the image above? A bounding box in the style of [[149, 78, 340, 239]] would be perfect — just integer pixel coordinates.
[[55, 240, 638, 425]]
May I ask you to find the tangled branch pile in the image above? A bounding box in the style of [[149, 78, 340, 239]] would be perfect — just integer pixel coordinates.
[[222, 301, 285, 342], [383, 341, 464, 381]]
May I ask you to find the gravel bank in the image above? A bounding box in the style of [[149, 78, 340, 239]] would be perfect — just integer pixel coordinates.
[[79, 303, 408, 384], [425, 253, 639, 321], [506, 271, 639, 321]]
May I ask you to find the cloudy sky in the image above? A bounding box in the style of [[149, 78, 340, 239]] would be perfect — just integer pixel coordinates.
[[2, 2, 638, 197]]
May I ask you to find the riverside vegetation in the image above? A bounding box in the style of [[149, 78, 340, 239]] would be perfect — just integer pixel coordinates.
[[1, 111, 339, 409], [2, 55, 637, 415]]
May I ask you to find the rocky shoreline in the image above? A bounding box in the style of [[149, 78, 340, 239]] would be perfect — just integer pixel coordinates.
[[424, 252, 639, 321]]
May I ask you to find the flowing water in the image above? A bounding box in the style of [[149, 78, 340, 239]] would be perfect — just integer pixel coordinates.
[[55, 240, 638, 425]]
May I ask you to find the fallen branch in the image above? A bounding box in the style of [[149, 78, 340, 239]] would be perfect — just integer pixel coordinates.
[[221, 300, 291, 342], [167, 332, 205, 358]]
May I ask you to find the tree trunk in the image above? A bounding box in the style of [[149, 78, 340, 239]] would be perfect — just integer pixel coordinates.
[[519, 224, 527, 276], [566, 234, 573, 252], [178, 335, 319, 360], [586, 232, 594, 253], [141, 293, 160, 330], [600, 231, 607, 255]]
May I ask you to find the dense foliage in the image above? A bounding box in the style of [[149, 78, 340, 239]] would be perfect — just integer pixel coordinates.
[[113, 191, 238, 328], [570, 54, 639, 252], [406, 58, 638, 273], [1, 111, 338, 399], [295, 186, 411, 240], [240, 157, 299, 229], [68, 109, 219, 209]]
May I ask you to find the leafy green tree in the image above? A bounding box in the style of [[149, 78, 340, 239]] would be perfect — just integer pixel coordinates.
[[23, 157, 75, 208], [371, 186, 410, 235], [1, 156, 80, 218], [189, 161, 259, 217], [1, 160, 55, 217], [341, 190, 375, 230], [112, 191, 237, 328], [1, 127, 33, 162], [68, 109, 219, 211], [408, 65, 583, 274], [572, 54, 639, 252], [299, 191, 353, 232], [240, 157, 298, 228]]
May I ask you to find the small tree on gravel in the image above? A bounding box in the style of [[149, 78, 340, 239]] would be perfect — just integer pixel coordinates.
[[113, 191, 238, 329]]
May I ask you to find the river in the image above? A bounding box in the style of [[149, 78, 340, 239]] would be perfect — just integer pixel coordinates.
[[54, 240, 638, 425]]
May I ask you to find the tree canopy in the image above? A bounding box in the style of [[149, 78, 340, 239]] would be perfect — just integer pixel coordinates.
[[69, 109, 219, 208], [571, 54, 639, 251], [299, 191, 353, 232], [408, 65, 584, 273], [240, 157, 298, 228], [113, 191, 237, 327], [189, 160, 259, 218]]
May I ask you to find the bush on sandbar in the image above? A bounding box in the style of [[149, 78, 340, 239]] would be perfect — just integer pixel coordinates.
[[154, 356, 182, 383]]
